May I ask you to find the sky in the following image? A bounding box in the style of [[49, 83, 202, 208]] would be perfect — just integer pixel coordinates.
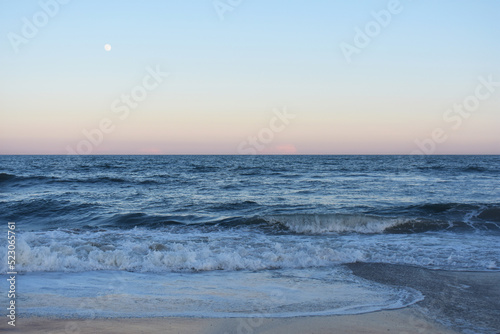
[[0, 0, 499, 155]]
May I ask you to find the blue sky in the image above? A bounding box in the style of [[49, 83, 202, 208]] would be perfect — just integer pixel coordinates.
[[1, 0, 499, 154]]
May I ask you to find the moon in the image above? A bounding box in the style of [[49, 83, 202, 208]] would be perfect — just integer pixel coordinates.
[[104, 44, 112, 51]]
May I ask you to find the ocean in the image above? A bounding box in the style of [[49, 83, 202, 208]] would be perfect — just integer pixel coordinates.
[[1, 155, 499, 319]]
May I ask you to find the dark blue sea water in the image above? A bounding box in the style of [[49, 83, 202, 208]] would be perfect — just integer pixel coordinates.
[[1, 155, 499, 318]]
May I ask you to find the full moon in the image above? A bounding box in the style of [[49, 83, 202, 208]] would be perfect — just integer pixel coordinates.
[[104, 44, 112, 51]]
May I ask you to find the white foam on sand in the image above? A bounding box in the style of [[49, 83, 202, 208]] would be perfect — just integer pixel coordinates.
[[2, 267, 423, 318]]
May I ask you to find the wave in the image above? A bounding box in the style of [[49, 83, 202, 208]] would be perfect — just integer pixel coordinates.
[[263, 213, 499, 234], [0, 173, 129, 185], [415, 165, 496, 173], [91, 213, 404, 233], [478, 208, 500, 222], [264, 214, 403, 234], [47, 176, 130, 184], [0, 172, 57, 184], [411, 202, 464, 213], [80, 176, 128, 183], [3, 200, 499, 235], [0, 172, 16, 182], [417, 165, 447, 171], [3, 226, 498, 273], [190, 165, 218, 172], [94, 163, 127, 169], [4, 229, 361, 272], [463, 165, 491, 173], [376, 202, 500, 220], [9, 200, 97, 220], [104, 208, 500, 234], [0, 173, 143, 187], [208, 200, 259, 211], [103, 213, 193, 228]]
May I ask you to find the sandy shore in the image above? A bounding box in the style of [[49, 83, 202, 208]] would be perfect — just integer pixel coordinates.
[[2, 264, 498, 334], [1, 309, 457, 334], [347, 263, 500, 334]]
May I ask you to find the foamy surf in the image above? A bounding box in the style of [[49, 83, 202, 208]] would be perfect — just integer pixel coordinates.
[[1, 155, 499, 322], [3, 268, 423, 318], [264, 214, 406, 234], [3, 226, 498, 273]]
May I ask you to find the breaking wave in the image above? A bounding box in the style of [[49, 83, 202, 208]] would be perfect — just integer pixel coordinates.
[[3, 225, 499, 273]]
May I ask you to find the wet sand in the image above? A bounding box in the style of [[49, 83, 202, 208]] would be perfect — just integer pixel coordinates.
[[2, 264, 499, 334], [347, 263, 500, 334], [1, 309, 456, 334]]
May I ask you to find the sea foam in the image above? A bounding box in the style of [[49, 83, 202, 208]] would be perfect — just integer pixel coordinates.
[[2, 227, 498, 273]]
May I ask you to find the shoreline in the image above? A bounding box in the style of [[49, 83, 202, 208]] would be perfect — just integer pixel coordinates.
[[1, 309, 457, 334], [2, 264, 499, 333], [347, 263, 500, 334]]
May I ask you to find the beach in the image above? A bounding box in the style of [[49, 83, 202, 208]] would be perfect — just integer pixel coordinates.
[[2, 0, 500, 330], [3, 264, 499, 334], [1, 155, 499, 333], [348, 263, 500, 333], [3, 310, 455, 334]]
